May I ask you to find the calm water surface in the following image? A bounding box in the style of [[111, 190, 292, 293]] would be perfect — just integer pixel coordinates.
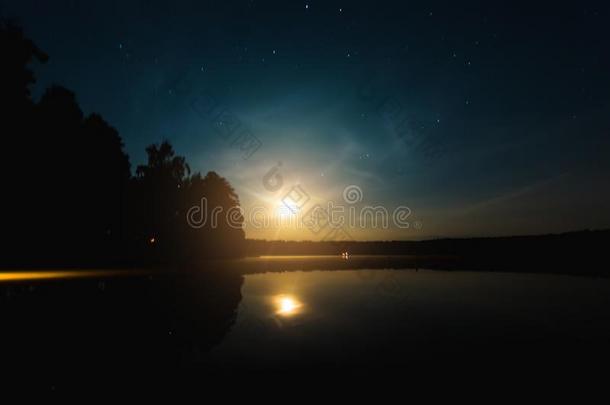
[[208, 268, 610, 368], [3, 262, 610, 372]]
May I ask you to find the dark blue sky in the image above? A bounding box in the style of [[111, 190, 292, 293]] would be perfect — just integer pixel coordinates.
[[4, 0, 610, 239]]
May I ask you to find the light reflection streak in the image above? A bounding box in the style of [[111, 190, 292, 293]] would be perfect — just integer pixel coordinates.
[[0, 270, 140, 283]]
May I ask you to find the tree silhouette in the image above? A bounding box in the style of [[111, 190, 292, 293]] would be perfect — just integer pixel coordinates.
[[0, 23, 245, 268], [130, 142, 245, 264], [0, 19, 47, 106], [183, 171, 246, 259], [128, 141, 190, 264], [2, 19, 49, 265]]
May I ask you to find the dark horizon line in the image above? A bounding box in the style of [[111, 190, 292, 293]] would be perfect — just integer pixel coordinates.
[[245, 228, 610, 244]]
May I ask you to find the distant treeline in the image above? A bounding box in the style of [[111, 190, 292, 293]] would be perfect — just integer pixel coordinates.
[[1, 21, 244, 268], [246, 230, 610, 275]]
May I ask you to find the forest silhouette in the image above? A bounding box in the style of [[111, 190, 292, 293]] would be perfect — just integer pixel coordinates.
[[1, 21, 245, 268]]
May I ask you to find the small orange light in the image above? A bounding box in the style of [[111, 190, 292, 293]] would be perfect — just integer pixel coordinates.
[[149, 237, 156, 244]]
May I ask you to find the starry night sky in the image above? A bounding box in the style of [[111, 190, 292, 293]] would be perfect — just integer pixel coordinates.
[[4, 0, 610, 240]]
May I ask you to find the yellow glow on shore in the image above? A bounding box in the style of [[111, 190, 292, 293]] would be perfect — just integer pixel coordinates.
[[0, 270, 137, 283]]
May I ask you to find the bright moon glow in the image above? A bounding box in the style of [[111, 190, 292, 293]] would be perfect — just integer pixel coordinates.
[[277, 201, 300, 218], [275, 295, 302, 316]]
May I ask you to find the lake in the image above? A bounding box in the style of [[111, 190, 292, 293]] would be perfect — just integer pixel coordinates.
[[2, 258, 610, 377], [207, 268, 610, 371]]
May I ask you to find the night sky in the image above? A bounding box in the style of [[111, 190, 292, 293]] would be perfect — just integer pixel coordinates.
[[4, 0, 610, 240]]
